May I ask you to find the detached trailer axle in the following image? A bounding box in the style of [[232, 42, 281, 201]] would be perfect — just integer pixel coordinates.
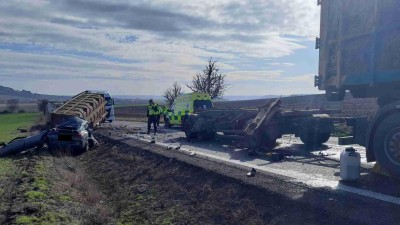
[[0, 130, 48, 157], [182, 99, 334, 151]]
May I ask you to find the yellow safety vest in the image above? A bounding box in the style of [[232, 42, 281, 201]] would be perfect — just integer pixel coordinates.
[[148, 104, 158, 116], [155, 104, 161, 115]]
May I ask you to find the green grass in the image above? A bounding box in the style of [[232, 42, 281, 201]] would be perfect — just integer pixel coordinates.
[[0, 112, 40, 143], [16, 216, 40, 224], [24, 191, 47, 200], [0, 158, 14, 179], [332, 123, 352, 137]]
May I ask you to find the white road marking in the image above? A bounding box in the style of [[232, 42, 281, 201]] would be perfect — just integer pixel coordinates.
[[128, 135, 400, 206]]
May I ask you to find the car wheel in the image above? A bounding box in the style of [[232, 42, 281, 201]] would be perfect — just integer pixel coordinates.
[[88, 139, 95, 148], [82, 141, 89, 152]]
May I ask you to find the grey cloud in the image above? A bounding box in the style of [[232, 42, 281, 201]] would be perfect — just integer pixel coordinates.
[[55, 0, 209, 34], [1, 0, 317, 47]]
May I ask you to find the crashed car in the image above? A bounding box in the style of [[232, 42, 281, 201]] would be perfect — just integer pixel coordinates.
[[47, 117, 96, 153]]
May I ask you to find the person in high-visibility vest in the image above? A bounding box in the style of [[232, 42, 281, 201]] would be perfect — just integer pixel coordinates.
[[147, 99, 158, 134], [155, 103, 162, 126], [162, 105, 169, 126]]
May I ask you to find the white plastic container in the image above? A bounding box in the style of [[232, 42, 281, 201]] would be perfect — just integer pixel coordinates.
[[340, 147, 361, 181]]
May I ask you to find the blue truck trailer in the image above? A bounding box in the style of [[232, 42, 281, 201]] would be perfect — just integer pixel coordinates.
[[316, 0, 400, 175]]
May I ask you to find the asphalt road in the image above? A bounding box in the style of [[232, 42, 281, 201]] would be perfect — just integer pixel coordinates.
[[106, 120, 400, 207]]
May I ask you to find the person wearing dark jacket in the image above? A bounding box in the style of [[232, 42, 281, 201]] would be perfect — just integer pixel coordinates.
[[147, 99, 158, 135]]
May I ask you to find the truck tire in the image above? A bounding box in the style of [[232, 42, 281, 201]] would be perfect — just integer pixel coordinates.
[[326, 89, 345, 101], [372, 114, 400, 176], [182, 117, 196, 138]]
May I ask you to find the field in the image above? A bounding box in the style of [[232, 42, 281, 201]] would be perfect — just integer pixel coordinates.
[[115, 94, 379, 122], [0, 112, 41, 143], [0, 103, 39, 113], [215, 94, 378, 118], [115, 104, 148, 122]]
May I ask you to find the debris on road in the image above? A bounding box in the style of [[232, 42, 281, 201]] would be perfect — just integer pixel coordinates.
[[266, 152, 284, 162], [137, 184, 148, 193], [318, 151, 329, 157], [247, 168, 257, 177]]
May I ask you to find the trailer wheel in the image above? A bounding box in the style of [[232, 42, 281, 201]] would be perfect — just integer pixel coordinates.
[[165, 118, 172, 128], [300, 132, 331, 147], [299, 119, 332, 147], [197, 131, 216, 140], [373, 114, 400, 176], [182, 117, 196, 138], [263, 139, 277, 150]]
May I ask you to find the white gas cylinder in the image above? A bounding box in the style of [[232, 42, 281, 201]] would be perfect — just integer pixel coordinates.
[[340, 147, 361, 181]]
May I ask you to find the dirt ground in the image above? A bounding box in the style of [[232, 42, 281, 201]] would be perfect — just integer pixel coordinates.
[[79, 135, 367, 225], [0, 131, 390, 225], [0, 149, 113, 225]]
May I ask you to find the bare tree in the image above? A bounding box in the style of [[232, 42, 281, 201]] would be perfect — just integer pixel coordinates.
[[6, 99, 19, 112], [163, 82, 183, 107], [37, 99, 49, 115], [187, 58, 227, 99]]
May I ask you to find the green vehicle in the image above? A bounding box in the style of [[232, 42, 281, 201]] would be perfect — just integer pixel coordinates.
[[166, 93, 213, 127]]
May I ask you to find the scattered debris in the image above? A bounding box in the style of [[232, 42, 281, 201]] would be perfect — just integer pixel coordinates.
[[137, 184, 148, 193], [189, 151, 196, 156], [17, 128, 28, 133], [272, 153, 284, 161], [266, 152, 284, 162], [247, 168, 257, 177], [67, 164, 76, 172], [285, 155, 294, 160], [318, 151, 329, 156]]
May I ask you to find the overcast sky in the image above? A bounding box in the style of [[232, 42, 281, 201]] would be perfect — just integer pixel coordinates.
[[0, 0, 321, 96]]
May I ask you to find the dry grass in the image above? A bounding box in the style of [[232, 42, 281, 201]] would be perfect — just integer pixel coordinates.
[[51, 156, 113, 225], [0, 103, 39, 113]]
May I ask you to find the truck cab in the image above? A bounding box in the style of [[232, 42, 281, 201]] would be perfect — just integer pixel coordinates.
[[86, 90, 115, 122], [167, 93, 213, 127]]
